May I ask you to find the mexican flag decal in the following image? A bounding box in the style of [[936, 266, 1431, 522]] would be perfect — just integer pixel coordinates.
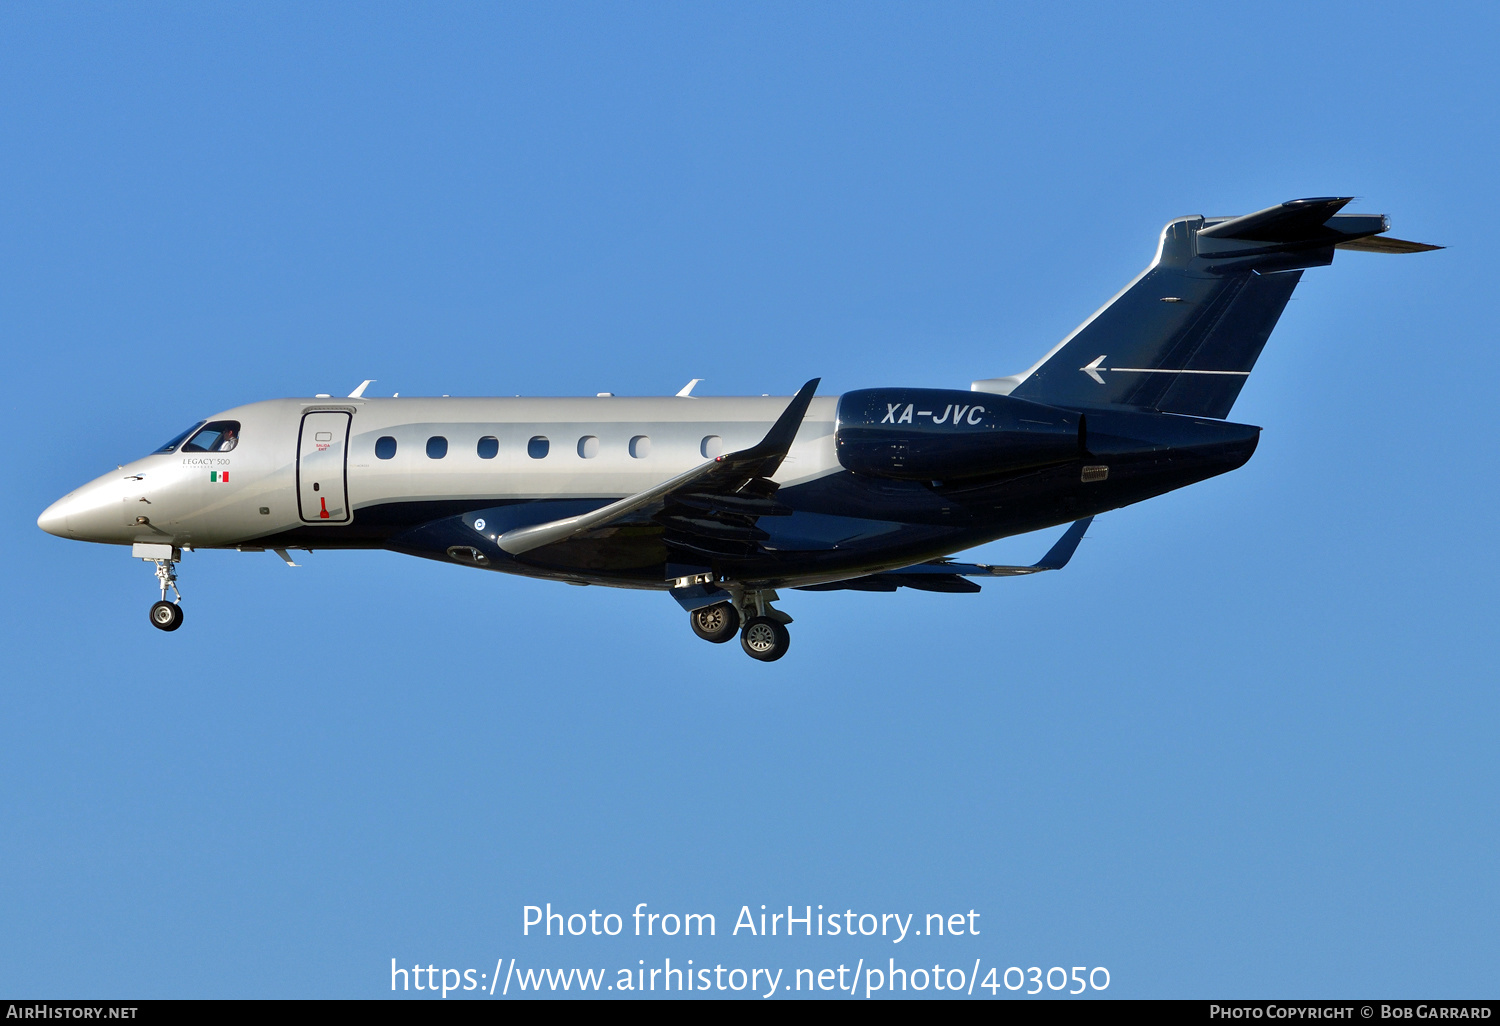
[[209, 470, 229, 483]]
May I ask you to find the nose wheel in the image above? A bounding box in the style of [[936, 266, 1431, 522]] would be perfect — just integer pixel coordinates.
[[149, 600, 184, 631]]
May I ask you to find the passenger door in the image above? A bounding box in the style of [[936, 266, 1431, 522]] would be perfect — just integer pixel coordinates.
[[297, 411, 352, 524]]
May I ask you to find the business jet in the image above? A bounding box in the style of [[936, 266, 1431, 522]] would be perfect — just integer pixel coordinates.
[[38, 197, 1436, 660]]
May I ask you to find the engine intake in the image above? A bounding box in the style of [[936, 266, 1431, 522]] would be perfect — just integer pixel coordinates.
[[835, 388, 1082, 481]]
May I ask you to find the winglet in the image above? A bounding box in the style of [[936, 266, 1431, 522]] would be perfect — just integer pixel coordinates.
[[1033, 516, 1093, 570], [727, 378, 820, 472], [348, 380, 375, 398], [828, 515, 1095, 588], [676, 378, 703, 397], [497, 378, 821, 557]]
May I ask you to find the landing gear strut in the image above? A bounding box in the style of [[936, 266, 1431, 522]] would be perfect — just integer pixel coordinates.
[[138, 544, 184, 632], [737, 588, 791, 662]]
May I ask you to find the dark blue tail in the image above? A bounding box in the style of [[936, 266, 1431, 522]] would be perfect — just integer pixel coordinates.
[[974, 198, 1437, 419]]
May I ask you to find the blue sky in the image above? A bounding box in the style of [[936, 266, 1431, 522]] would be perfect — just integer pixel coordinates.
[[2, 2, 1495, 999]]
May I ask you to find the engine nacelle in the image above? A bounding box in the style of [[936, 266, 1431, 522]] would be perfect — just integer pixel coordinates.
[[835, 388, 1082, 481]]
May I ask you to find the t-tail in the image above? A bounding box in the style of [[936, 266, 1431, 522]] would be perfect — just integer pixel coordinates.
[[972, 197, 1440, 418]]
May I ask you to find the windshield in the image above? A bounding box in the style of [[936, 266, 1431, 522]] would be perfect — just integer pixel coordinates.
[[156, 422, 205, 454], [182, 421, 241, 453]]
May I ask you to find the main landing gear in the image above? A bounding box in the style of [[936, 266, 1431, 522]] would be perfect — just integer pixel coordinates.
[[137, 544, 184, 632], [687, 589, 792, 662], [690, 602, 739, 643], [739, 616, 790, 662]]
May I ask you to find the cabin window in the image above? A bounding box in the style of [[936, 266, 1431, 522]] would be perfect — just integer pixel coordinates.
[[629, 435, 650, 459], [528, 436, 550, 459], [426, 436, 448, 459], [578, 435, 600, 459], [477, 436, 499, 459], [375, 436, 397, 459], [700, 435, 723, 458], [183, 421, 242, 453]]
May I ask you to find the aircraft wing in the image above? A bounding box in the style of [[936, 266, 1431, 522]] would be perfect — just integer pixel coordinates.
[[795, 516, 1093, 593], [496, 379, 821, 561]]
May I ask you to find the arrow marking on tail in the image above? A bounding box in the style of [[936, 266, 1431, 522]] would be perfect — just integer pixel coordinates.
[[1081, 355, 1250, 384]]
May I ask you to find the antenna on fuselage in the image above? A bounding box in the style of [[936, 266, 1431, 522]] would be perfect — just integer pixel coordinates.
[[676, 378, 702, 397], [348, 380, 375, 398]]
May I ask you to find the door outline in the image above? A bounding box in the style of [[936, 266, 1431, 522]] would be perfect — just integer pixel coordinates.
[[296, 411, 353, 524]]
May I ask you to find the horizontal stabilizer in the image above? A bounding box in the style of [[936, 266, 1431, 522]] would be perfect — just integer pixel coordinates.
[[1335, 235, 1444, 254], [1197, 196, 1361, 242]]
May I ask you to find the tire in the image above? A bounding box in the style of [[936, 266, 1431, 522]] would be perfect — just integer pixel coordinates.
[[690, 602, 740, 643], [149, 600, 183, 632], [740, 616, 790, 662]]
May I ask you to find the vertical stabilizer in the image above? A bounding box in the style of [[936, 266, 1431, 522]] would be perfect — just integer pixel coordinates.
[[974, 198, 1437, 418]]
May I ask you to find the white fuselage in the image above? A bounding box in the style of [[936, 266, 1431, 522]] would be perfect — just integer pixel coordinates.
[[39, 394, 842, 550]]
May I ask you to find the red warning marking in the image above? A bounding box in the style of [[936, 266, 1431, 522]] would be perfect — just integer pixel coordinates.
[[319, 496, 330, 519]]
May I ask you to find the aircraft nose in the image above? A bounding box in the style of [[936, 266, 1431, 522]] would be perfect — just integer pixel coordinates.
[[37, 496, 73, 537], [38, 474, 132, 543]]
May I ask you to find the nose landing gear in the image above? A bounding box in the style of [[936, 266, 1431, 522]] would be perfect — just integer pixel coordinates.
[[135, 543, 184, 632]]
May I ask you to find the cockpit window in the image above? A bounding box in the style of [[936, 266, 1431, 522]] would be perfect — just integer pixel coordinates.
[[182, 420, 242, 453], [156, 422, 206, 454]]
